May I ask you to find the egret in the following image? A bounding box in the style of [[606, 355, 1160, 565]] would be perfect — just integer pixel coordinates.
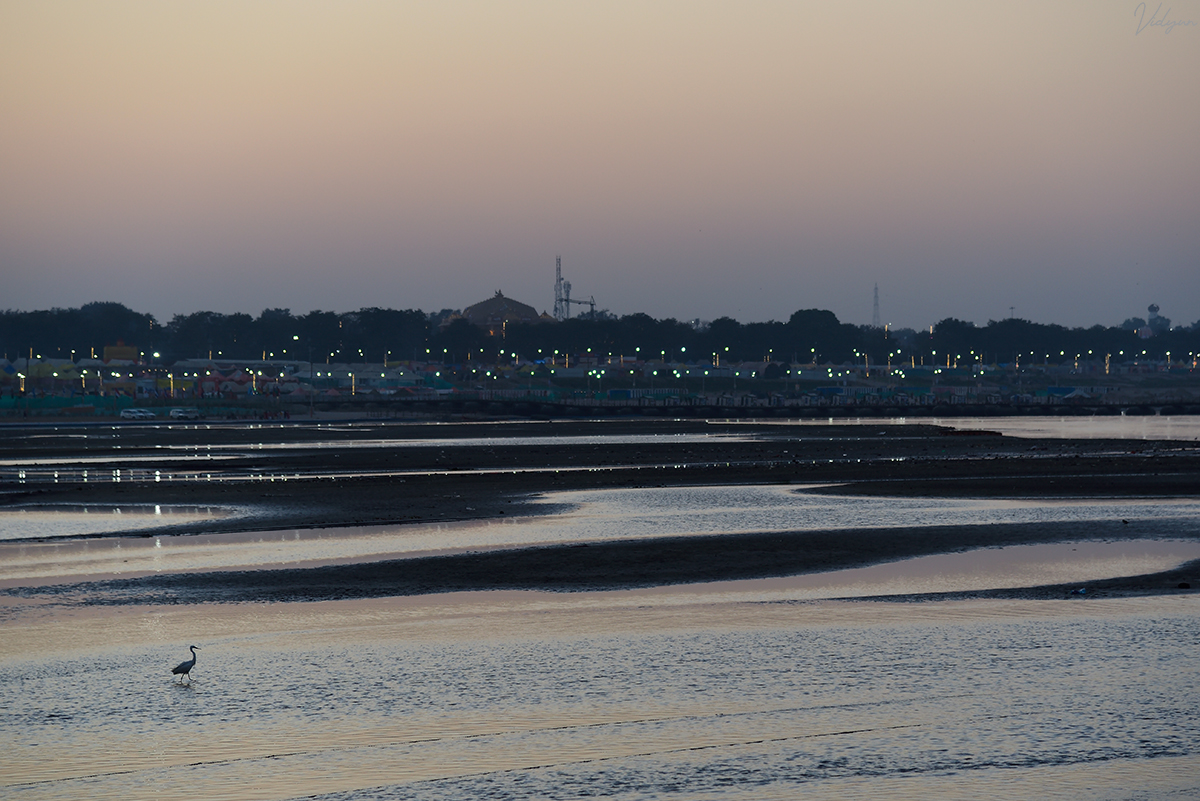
[[172, 645, 200, 683]]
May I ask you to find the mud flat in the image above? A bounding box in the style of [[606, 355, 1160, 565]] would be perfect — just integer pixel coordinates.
[[2, 418, 1199, 604]]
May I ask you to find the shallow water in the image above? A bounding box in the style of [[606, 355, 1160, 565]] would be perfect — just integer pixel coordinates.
[[651, 539, 1200, 601], [0, 504, 231, 542], [179, 432, 751, 452], [716, 414, 1200, 441], [0, 432, 746, 467], [941, 415, 1200, 441], [3, 416, 1199, 800], [4, 494, 1199, 799], [4, 486, 1200, 583], [5, 416, 1194, 491], [2, 593, 1199, 801]]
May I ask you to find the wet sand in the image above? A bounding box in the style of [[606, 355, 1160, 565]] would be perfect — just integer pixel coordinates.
[[2, 419, 1199, 604]]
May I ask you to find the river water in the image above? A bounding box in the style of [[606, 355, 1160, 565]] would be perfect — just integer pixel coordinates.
[[4, 487, 1200, 586], [3, 593, 1199, 801], [2, 417, 1200, 800]]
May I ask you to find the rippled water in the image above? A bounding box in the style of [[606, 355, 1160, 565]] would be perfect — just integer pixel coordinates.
[[5, 416, 1195, 491], [0, 505, 231, 542], [941, 415, 1200, 441], [3, 415, 1200, 799], [537, 485, 1200, 542], [5, 486, 1200, 584], [185, 432, 751, 452], [3, 594, 1199, 800], [714, 415, 1200, 441]]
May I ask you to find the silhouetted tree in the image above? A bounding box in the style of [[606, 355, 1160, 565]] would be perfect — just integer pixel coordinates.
[[3, 302, 1198, 372]]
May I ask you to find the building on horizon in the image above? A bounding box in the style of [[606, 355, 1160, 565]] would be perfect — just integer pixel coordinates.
[[460, 291, 553, 337]]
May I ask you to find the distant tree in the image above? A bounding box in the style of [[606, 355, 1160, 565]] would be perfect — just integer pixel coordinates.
[[433, 317, 488, 364], [785, 309, 859, 363], [223, 313, 256, 358], [0, 302, 156, 362], [615, 312, 674, 355], [77, 302, 157, 352], [165, 311, 233, 360], [343, 308, 429, 363], [5, 301, 1199, 372], [296, 310, 343, 363], [427, 309, 459, 328], [697, 317, 743, 360], [930, 318, 977, 362], [762, 362, 785, 380], [253, 308, 297, 358]]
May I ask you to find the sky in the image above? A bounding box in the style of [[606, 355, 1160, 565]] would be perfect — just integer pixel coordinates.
[[2, 1, 1197, 330]]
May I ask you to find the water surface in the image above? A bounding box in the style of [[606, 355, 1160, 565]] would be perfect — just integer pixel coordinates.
[[3, 416, 1199, 799], [0, 504, 231, 543], [941, 414, 1200, 441], [4, 486, 1199, 583], [3, 593, 1198, 801]]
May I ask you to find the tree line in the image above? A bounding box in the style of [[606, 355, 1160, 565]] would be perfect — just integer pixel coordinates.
[[2, 302, 1197, 368]]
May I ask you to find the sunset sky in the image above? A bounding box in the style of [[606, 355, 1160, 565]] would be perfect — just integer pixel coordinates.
[[2, 1, 1197, 330]]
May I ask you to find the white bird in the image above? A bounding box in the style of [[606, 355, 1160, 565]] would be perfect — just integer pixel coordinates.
[[172, 645, 200, 683]]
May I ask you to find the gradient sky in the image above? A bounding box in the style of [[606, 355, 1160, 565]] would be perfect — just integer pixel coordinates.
[[2, 1, 1197, 330]]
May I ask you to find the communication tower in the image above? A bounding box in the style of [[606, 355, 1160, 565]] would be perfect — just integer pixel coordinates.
[[549, 256, 573, 318], [553, 256, 596, 320], [554, 256, 564, 320], [872, 284, 881, 329], [552, 256, 571, 318], [553, 256, 574, 321]]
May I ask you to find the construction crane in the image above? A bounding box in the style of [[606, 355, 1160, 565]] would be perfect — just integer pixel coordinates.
[[564, 295, 597, 319], [553, 256, 597, 320]]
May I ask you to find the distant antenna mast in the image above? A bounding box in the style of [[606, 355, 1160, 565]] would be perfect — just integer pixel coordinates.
[[872, 283, 881, 329], [552, 255, 594, 320], [553, 256, 565, 321]]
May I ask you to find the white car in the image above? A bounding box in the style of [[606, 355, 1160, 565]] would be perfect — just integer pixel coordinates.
[[169, 408, 202, 420], [119, 408, 156, 420]]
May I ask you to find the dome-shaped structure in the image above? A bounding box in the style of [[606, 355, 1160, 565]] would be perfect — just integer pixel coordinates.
[[461, 291, 546, 337]]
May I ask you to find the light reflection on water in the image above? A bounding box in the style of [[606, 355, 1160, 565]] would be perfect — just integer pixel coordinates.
[[0, 505, 230, 542], [171, 432, 750, 451], [3, 445, 1200, 801], [940, 415, 1200, 441], [536, 484, 1200, 542], [3, 486, 1200, 584], [726, 415, 1200, 442], [0, 433, 743, 467], [2, 595, 1199, 801], [636, 540, 1200, 601], [6, 416, 1196, 491]]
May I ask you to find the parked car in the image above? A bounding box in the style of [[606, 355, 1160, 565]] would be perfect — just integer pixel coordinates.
[[119, 408, 156, 419], [169, 408, 202, 420]]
